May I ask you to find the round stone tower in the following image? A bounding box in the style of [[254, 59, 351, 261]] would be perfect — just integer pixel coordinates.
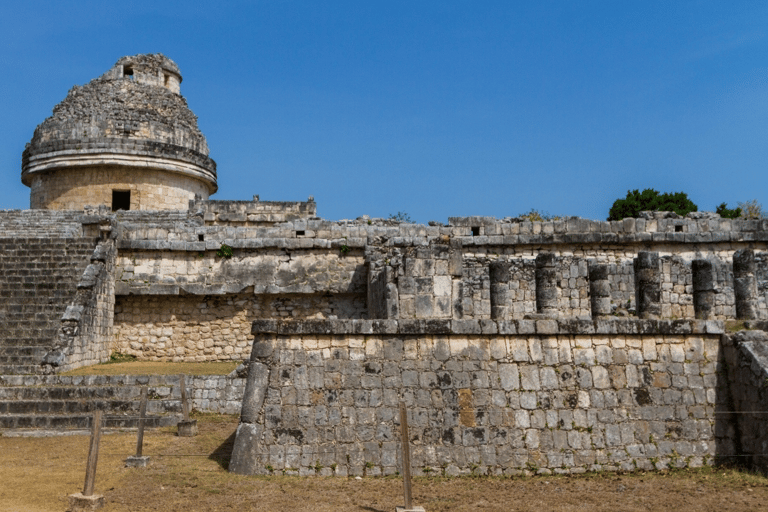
[[21, 54, 217, 211]]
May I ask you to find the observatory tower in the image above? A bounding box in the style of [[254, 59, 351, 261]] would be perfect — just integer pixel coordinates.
[[21, 54, 217, 211]]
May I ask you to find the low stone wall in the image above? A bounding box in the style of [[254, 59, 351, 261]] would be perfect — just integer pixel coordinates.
[[229, 319, 734, 477], [0, 374, 246, 416]]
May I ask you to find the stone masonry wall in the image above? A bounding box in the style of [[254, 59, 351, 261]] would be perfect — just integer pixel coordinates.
[[229, 318, 733, 477], [192, 198, 317, 226], [113, 293, 366, 361], [115, 248, 367, 296]]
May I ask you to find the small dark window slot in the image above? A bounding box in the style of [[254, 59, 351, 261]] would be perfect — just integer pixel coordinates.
[[296, 230, 305, 237], [198, 234, 205, 242], [471, 226, 480, 236], [675, 225, 683, 232], [124, 66, 134, 79], [112, 190, 130, 211]]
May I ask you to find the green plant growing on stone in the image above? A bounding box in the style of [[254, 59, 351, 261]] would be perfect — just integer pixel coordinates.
[[388, 211, 413, 223], [108, 352, 136, 364], [339, 236, 350, 255], [216, 243, 233, 259], [365, 461, 375, 469], [330, 463, 337, 472], [313, 460, 323, 472], [265, 464, 274, 474], [518, 208, 560, 222]]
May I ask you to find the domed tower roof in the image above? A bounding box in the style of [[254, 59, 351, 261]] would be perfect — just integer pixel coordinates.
[[22, 54, 217, 211]]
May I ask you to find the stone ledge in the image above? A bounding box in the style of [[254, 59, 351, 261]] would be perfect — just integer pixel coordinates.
[[251, 318, 719, 336]]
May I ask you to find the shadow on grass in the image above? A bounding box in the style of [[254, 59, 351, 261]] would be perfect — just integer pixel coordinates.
[[209, 430, 237, 470]]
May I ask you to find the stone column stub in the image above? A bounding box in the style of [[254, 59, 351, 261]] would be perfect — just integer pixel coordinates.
[[489, 260, 512, 320], [733, 249, 758, 320], [535, 252, 559, 316], [634, 251, 661, 319], [588, 262, 611, 317], [692, 259, 715, 320]]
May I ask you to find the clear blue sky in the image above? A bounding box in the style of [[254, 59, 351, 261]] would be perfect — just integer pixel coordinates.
[[1, 1, 767, 223]]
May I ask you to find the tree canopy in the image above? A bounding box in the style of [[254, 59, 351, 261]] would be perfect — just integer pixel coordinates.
[[607, 189, 697, 221], [715, 203, 742, 219]]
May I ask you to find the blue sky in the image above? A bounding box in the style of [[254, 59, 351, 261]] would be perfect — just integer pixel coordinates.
[[1, 1, 767, 223]]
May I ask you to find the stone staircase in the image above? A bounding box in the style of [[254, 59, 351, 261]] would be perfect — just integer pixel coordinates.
[[0, 236, 98, 375], [0, 374, 186, 433]]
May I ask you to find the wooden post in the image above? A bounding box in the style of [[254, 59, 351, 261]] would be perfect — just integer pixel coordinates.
[[180, 375, 190, 421], [177, 374, 198, 437], [399, 401, 413, 510], [125, 387, 150, 467], [135, 387, 148, 457], [83, 410, 103, 496]]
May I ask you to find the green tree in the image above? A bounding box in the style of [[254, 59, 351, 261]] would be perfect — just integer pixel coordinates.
[[607, 189, 697, 221], [715, 203, 742, 219]]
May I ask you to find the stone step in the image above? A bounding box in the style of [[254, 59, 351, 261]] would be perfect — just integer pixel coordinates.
[[0, 385, 151, 401], [0, 337, 60, 347], [0, 374, 196, 433], [0, 364, 44, 375], [0, 413, 177, 430], [0, 399, 181, 415], [0, 346, 48, 357], [0, 355, 46, 365]]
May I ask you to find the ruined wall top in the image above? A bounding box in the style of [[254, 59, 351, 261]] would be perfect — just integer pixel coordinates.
[[21, 53, 216, 191]]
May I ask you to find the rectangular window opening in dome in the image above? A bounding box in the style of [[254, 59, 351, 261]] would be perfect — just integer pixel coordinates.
[[123, 66, 134, 79], [112, 190, 131, 211]]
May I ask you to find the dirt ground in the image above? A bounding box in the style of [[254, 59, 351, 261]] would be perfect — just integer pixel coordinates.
[[1, 414, 768, 512]]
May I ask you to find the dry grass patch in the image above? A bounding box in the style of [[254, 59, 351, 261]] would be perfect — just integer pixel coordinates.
[[2, 414, 768, 511], [62, 361, 239, 376]]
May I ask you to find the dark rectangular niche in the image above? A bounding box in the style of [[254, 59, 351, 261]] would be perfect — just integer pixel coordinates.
[[112, 190, 131, 211], [296, 230, 306, 237], [471, 226, 480, 236]]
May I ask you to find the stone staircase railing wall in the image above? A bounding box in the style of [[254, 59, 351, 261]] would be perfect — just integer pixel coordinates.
[[43, 240, 116, 373], [722, 326, 768, 469]]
